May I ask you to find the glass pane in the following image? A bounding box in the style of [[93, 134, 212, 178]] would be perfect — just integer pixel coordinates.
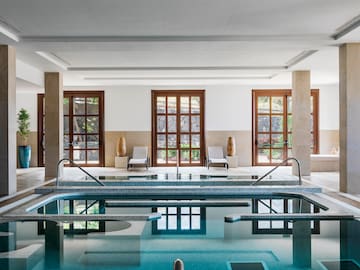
[[258, 96, 270, 113], [74, 221, 86, 229], [191, 135, 200, 148], [288, 133, 293, 148], [157, 135, 166, 148], [181, 207, 190, 214], [258, 221, 270, 229], [157, 97, 166, 113], [192, 207, 200, 214], [180, 135, 190, 148], [158, 207, 167, 214], [64, 116, 69, 134], [288, 200, 293, 213], [191, 116, 200, 132], [310, 114, 314, 132], [63, 98, 69, 115], [87, 135, 99, 148], [168, 207, 177, 214], [157, 217, 166, 230], [257, 134, 270, 148], [73, 135, 86, 149], [73, 150, 86, 163], [87, 117, 99, 133], [272, 200, 284, 212], [180, 115, 189, 132], [271, 116, 283, 132], [63, 150, 69, 159], [288, 148, 292, 157], [157, 150, 166, 164], [168, 97, 177, 114], [271, 96, 283, 113], [168, 150, 177, 163], [168, 116, 176, 132], [86, 97, 99, 114], [181, 216, 190, 230], [271, 134, 284, 148], [272, 221, 284, 229], [271, 149, 283, 163], [287, 114, 292, 132], [258, 149, 270, 163], [191, 96, 200, 113], [287, 96, 292, 113], [87, 150, 99, 163], [157, 116, 166, 132], [191, 150, 200, 162], [168, 216, 177, 229], [310, 96, 314, 113], [73, 117, 86, 133], [167, 134, 177, 148], [64, 135, 69, 148], [73, 97, 85, 115], [258, 200, 270, 213], [258, 116, 270, 132], [191, 216, 200, 229], [181, 150, 190, 163], [180, 97, 189, 113]]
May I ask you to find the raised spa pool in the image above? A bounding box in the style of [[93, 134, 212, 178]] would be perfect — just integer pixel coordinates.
[[1, 191, 359, 270]]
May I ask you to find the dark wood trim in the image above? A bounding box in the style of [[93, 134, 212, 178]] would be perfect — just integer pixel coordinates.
[[37, 94, 45, 167], [311, 89, 320, 154]]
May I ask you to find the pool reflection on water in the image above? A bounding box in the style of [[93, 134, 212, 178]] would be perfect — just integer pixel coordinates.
[[1, 197, 359, 270]]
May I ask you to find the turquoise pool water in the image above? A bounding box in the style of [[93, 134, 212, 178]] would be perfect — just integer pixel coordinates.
[[2, 194, 358, 270]]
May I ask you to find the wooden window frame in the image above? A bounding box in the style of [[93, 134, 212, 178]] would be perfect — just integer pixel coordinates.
[[252, 89, 319, 166], [37, 91, 105, 167], [151, 90, 205, 167]]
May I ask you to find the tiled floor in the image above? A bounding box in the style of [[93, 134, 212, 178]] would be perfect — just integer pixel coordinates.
[[10, 166, 360, 210]]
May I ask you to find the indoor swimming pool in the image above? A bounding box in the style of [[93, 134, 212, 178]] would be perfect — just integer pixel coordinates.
[[1, 191, 359, 270]]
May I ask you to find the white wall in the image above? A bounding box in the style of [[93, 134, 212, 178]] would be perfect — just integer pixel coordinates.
[[16, 91, 38, 132], [316, 84, 339, 130], [18, 83, 339, 133], [205, 85, 252, 130], [105, 86, 151, 131]]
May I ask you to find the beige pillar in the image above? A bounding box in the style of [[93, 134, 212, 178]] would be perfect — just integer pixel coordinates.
[[339, 43, 360, 193], [44, 72, 63, 179], [0, 45, 16, 196], [292, 71, 311, 176]]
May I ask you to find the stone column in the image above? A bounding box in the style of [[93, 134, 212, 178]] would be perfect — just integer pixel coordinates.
[[339, 43, 360, 193], [44, 72, 63, 179], [292, 71, 311, 176], [0, 45, 16, 196]]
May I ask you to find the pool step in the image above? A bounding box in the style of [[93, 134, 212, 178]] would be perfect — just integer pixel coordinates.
[[229, 262, 266, 270], [105, 200, 250, 208]]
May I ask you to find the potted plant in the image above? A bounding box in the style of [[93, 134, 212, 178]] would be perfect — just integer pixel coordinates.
[[17, 108, 31, 168]]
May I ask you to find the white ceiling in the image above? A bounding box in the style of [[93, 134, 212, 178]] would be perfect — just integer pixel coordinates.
[[0, 0, 359, 86]]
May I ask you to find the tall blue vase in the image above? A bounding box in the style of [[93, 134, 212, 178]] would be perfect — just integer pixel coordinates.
[[19, 145, 31, 168]]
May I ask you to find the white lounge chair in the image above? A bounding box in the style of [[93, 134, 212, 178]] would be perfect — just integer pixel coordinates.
[[207, 146, 229, 170], [127, 146, 149, 170]]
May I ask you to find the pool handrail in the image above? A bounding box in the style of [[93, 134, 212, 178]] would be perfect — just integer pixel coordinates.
[[252, 157, 302, 186], [56, 158, 105, 187]]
